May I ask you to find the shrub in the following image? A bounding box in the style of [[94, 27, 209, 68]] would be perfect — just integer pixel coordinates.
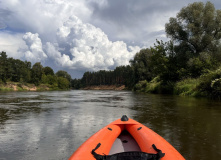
[[134, 80, 147, 91], [57, 77, 70, 89], [197, 67, 221, 98], [145, 77, 162, 93], [174, 78, 200, 96]]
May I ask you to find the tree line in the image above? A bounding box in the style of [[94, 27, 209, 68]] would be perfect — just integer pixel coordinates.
[[0, 51, 71, 90], [75, 65, 134, 89], [0, 50, 134, 90]]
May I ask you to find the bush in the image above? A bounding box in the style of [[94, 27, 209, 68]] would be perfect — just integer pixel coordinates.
[[57, 77, 70, 89], [210, 78, 221, 98], [134, 80, 147, 91], [197, 67, 221, 98], [134, 77, 175, 94], [174, 78, 200, 96], [145, 77, 162, 93]]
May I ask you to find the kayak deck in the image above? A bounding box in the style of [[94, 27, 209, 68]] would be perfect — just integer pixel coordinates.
[[109, 130, 141, 154]]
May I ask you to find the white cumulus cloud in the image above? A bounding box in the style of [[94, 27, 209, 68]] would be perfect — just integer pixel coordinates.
[[0, 0, 143, 77], [22, 32, 47, 63], [53, 16, 141, 71]]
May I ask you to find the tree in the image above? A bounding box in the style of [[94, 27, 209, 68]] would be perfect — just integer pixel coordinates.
[[43, 66, 54, 76], [31, 62, 44, 85], [130, 48, 153, 83], [56, 70, 71, 82], [41, 74, 57, 86], [71, 78, 82, 89], [165, 2, 221, 58], [57, 77, 69, 89], [23, 61, 32, 82], [0, 51, 9, 83], [150, 40, 181, 81]]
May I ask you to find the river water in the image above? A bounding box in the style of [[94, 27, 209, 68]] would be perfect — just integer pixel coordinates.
[[0, 90, 220, 160]]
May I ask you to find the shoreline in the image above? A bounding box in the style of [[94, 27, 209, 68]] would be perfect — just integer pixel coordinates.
[[83, 85, 126, 90], [0, 83, 126, 92], [0, 82, 51, 92]]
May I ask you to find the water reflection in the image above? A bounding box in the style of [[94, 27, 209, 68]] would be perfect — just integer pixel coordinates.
[[132, 94, 221, 160], [0, 91, 135, 160], [0, 91, 221, 160]]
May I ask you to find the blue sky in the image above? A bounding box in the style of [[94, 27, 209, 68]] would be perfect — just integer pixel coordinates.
[[0, 0, 221, 78]]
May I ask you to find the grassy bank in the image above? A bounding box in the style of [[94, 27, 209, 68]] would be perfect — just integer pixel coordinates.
[[134, 67, 221, 99], [0, 82, 67, 92]]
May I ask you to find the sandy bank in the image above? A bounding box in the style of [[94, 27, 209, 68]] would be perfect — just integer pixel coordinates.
[[83, 85, 125, 90]]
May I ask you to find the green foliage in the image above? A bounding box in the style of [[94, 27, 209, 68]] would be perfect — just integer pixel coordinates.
[[56, 70, 71, 82], [174, 67, 221, 98], [129, 2, 221, 98], [145, 77, 162, 93], [151, 40, 181, 81], [0, 52, 72, 91], [8, 58, 31, 82], [165, 2, 221, 57], [43, 66, 54, 76], [134, 78, 162, 93], [41, 74, 58, 88], [186, 52, 214, 77], [134, 80, 148, 92], [197, 67, 221, 98], [57, 77, 70, 89], [174, 78, 200, 96], [150, 40, 168, 75], [0, 51, 9, 83], [71, 79, 82, 89], [31, 62, 44, 85], [79, 65, 134, 89], [130, 48, 153, 83], [164, 1, 221, 82], [134, 77, 174, 94]]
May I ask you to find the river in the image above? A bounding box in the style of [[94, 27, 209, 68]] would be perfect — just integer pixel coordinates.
[[0, 90, 221, 160]]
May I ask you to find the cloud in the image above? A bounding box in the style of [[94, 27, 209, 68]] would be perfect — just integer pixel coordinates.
[[19, 15, 140, 72], [0, 0, 92, 42], [1, 0, 142, 76], [45, 42, 74, 68], [22, 32, 47, 63], [0, 8, 12, 29], [53, 16, 140, 71], [0, 31, 27, 59], [88, 0, 179, 45], [88, 0, 221, 47]]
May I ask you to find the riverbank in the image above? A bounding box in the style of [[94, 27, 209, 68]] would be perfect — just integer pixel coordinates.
[[0, 82, 126, 92], [134, 67, 221, 99], [83, 85, 126, 90], [0, 82, 51, 92]]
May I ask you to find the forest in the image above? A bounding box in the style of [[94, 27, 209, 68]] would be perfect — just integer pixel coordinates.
[[1, 2, 221, 98], [0, 51, 71, 90]]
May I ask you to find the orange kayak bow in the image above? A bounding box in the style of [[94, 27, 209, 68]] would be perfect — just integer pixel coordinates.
[[69, 115, 185, 160]]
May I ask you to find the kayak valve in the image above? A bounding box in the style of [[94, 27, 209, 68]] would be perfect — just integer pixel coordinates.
[[121, 115, 129, 121]]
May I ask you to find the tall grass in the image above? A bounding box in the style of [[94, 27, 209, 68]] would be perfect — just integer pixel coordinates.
[[134, 77, 174, 94], [174, 78, 201, 96]]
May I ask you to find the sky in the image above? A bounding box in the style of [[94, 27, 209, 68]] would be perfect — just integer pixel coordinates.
[[0, 0, 221, 78]]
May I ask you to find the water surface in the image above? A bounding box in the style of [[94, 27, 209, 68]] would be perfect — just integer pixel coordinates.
[[0, 90, 221, 160]]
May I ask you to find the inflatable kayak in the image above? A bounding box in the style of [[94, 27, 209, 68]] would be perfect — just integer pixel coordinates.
[[69, 115, 185, 160]]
